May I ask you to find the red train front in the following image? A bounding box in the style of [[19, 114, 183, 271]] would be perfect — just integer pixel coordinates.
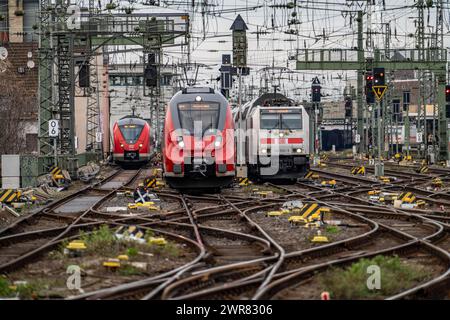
[[112, 117, 152, 165], [162, 87, 235, 190]]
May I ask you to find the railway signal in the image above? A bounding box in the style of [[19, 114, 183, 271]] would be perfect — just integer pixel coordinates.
[[373, 67, 385, 86], [365, 72, 375, 104], [311, 77, 321, 103]]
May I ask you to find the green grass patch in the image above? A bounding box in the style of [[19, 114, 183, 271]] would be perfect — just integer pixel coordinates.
[[0, 277, 44, 299], [127, 247, 139, 257], [325, 226, 341, 234], [79, 225, 120, 256], [319, 255, 431, 299], [0, 276, 13, 297], [149, 241, 180, 258], [118, 265, 143, 276]]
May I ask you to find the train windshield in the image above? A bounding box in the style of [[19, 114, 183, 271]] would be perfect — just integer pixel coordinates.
[[260, 114, 280, 130], [178, 103, 220, 135], [281, 113, 302, 130], [261, 112, 302, 130], [119, 124, 144, 143]]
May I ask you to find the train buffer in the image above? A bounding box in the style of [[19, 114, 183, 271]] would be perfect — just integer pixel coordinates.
[[0, 189, 21, 204], [144, 177, 165, 189], [396, 192, 417, 204], [321, 154, 330, 162], [238, 177, 252, 187], [351, 166, 365, 176], [305, 171, 320, 180], [49, 166, 71, 188], [416, 165, 429, 174], [288, 203, 330, 224]]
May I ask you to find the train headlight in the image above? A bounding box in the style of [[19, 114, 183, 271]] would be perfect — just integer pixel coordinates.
[[120, 144, 124, 148], [176, 136, 185, 148], [261, 148, 268, 154], [139, 143, 143, 148], [279, 132, 284, 138], [296, 148, 303, 153], [214, 136, 222, 148]]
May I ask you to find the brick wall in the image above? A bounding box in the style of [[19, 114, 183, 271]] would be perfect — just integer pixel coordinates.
[[3, 42, 38, 96]]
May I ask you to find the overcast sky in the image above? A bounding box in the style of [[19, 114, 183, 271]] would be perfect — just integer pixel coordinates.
[[77, 1, 450, 101]]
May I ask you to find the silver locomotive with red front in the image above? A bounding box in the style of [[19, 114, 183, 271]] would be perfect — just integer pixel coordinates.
[[162, 87, 235, 190], [235, 93, 310, 181]]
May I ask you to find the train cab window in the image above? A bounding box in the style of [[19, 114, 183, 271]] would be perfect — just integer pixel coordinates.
[[260, 114, 280, 130], [281, 113, 302, 130], [119, 124, 144, 143], [178, 103, 220, 135]]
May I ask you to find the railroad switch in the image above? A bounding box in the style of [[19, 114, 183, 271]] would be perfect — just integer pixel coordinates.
[[148, 237, 167, 246], [351, 166, 365, 176], [103, 259, 121, 270], [117, 255, 129, 261], [65, 241, 87, 257], [128, 202, 159, 211], [311, 231, 329, 243], [320, 180, 336, 188], [266, 210, 290, 217]]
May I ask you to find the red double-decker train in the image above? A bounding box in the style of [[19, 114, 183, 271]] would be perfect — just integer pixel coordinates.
[[112, 116, 153, 165], [162, 87, 235, 190]]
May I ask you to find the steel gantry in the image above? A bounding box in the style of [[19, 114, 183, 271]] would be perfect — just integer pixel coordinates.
[[37, 2, 190, 174], [293, 9, 449, 161]]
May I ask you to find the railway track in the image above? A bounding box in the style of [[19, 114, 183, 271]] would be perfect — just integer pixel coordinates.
[[1, 161, 449, 300]]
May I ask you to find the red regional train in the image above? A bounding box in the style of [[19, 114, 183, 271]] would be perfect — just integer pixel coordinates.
[[112, 116, 153, 165], [162, 87, 235, 190]]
